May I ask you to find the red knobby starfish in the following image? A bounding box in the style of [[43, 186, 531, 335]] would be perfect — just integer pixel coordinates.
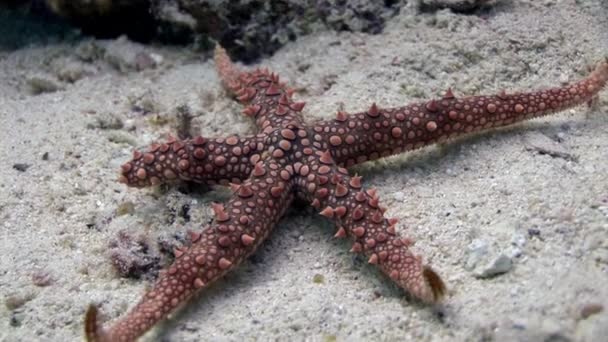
[[85, 46, 608, 341]]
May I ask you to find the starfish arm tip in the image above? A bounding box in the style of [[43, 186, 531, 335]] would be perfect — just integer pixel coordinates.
[[422, 266, 447, 303], [84, 304, 111, 342], [397, 265, 447, 304]]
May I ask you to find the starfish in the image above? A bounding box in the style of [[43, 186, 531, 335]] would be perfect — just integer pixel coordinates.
[[85, 46, 608, 341]]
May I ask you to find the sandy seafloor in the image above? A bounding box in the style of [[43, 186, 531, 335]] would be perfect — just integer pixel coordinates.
[[1, 0, 608, 341]]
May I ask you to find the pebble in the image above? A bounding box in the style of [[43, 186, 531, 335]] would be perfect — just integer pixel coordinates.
[[31, 270, 54, 287], [124, 119, 136, 131], [511, 233, 526, 248], [12, 163, 31, 172], [312, 274, 325, 284], [149, 53, 164, 65], [508, 247, 522, 258], [393, 191, 405, 201], [10, 311, 24, 327], [4, 292, 35, 310], [465, 238, 488, 270], [116, 201, 135, 216]]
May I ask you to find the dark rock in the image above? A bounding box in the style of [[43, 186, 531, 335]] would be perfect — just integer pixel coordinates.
[[200, 0, 403, 61], [45, 0, 157, 42], [25, 0, 410, 62]]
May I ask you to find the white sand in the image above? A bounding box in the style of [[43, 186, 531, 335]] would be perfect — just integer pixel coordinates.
[[1, 1, 607, 341]]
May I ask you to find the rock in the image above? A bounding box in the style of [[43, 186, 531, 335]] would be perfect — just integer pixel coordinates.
[[31, 270, 54, 287], [150, 52, 164, 64], [465, 238, 488, 270], [26, 74, 63, 94], [508, 233, 526, 258], [124, 119, 136, 131], [511, 233, 527, 248], [150, 0, 406, 62], [10, 310, 25, 327], [4, 292, 35, 310], [393, 191, 405, 201], [22, 0, 410, 62], [55, 59, 95, 83], [313, 274, 325, 284], [473, 252, 513, 278], [16, 0, 413, 62], [103, 36, 160, 72]]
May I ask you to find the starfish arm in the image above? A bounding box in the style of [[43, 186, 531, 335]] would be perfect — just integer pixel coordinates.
[[314, 60, 608, 167], [214, 45, 306, 132], [86, 160, 294, 341], [118, 134, 267, 188], [295, 151, 446, 303]]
